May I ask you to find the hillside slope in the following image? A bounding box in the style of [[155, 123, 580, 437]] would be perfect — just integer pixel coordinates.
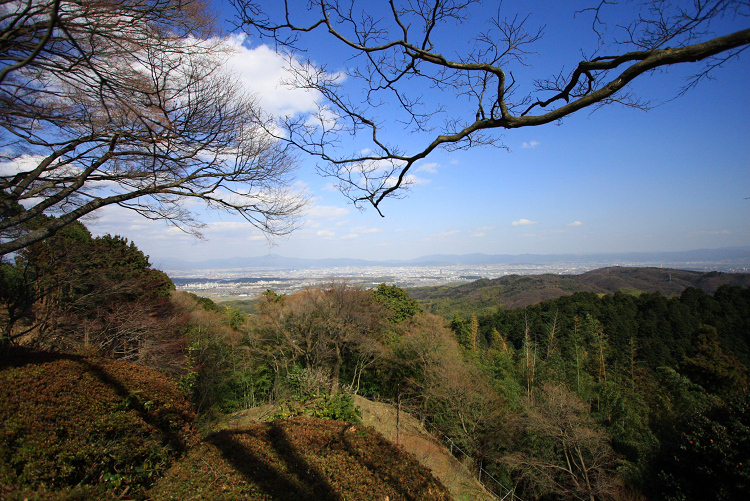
[[0, 350, 199, 500], [149, 415, 453, 501], [220, 397, 496, 501], [1, 350, 456, 501], [354, 396, 496, 501], [411, 266, 750, 313]]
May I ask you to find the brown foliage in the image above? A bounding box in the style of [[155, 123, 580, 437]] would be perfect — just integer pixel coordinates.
[[252, 284, 389, 394], [385, 313, 506, 457], [149, 416, 452, 501], [0, 349, 199, 499]]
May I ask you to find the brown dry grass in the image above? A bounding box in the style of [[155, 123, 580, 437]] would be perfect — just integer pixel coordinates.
[[219, 396, 495, 501], [149, 416, 452, 501], [0, 349, 199, 500], [354, 396, 495, 501]]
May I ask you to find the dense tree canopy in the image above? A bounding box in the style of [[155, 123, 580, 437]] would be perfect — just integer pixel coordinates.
[[1, 218, 175, 356]]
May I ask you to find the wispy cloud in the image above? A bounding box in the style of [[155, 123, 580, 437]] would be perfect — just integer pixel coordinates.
[[415, 162, 439, 174], [385, 173, 430, 187], [512, 218, 539, 226], [305, 205, 351, 220], [352, 226, 382, 234], [433, 230, 461, 238], [567, 221, 584, 227], [522, 140, 540, 148], [317, 229, 335, 237]]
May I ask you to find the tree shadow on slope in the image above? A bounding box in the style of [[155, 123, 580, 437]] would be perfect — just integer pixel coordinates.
[[149, 416, 452, 501], [336, 422, 454, 501], [207, 423, 340, 501], [0, 348, 198, 498]]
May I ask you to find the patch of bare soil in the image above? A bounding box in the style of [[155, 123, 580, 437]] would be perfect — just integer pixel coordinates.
[[354, 396, 495, 501]]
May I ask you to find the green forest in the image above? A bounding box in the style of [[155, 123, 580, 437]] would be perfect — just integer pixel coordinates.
[[1, 224, 748, 500]]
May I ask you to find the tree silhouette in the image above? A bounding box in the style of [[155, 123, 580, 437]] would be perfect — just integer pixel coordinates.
[[233, 0, 749, 214], [1, 0, 306, 255]]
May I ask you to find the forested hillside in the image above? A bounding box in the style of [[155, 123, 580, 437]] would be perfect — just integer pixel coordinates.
[[2, 222, 749, 500], [0, 223, 454, 500], [411, 266, 750, 316]]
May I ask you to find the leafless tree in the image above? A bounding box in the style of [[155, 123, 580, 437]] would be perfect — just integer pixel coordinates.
[[504, 383, 622, 501], [233, 0, 750, 214], [253, 283, 388, 394], [0, 0, 307, 255]]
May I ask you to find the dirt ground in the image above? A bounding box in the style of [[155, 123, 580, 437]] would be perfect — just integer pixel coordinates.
[[353, 396, 495, 501]]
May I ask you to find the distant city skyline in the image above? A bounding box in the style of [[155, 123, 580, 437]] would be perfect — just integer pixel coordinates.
[[167, 250, 750, 302], [86, 1, 749, 264]]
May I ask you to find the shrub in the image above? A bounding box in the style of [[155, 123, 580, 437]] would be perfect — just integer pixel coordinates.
[[149, 416, 452, 501], [645, 390, 750, 501], [0, 349, 199, 499]]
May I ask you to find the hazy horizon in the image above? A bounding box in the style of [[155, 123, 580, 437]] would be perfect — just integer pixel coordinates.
[[153, 246, 750, 274]]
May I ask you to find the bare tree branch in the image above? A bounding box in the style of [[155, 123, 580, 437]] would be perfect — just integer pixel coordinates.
[[0, 0, 308, 255], [233, 0, 750, 214]]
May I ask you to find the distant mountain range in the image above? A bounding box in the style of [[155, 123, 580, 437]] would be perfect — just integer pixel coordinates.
[[156, 246, 750, 271], [410, 266, 750, 311]]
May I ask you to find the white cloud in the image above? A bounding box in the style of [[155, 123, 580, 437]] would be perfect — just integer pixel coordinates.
[[704, 229, 732, 235], [305, 204, 351, 220], [433, 230, 460, 238], [415, 162, 439, 174], [567, 221, 584, 227], [512, 218, 539, 226], [0, 154, 44, 175], [384, 173, 429, 187], [225, 37, 323, 117], [352, 226, 382, 234], [203, 221, 257, 232], [522, 140, 540, 148], [341, 234, 358, 240], [317, 229, 335, 237]]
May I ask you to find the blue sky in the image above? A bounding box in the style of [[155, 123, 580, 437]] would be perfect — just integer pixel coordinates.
[[87, 0, 750, 265]]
